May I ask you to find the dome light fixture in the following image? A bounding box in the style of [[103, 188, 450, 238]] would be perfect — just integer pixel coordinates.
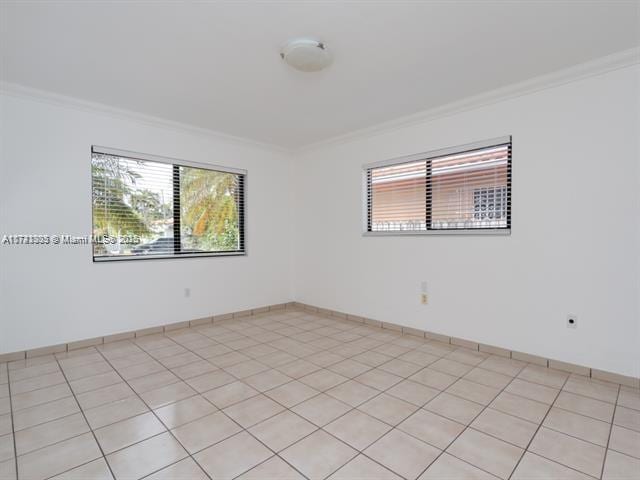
[[280, 38, 332, 72]]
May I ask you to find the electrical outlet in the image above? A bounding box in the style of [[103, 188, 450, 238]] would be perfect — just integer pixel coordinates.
[[184, 288, 191, 298], [421, 293, 428, 304], [567, 314, 577, 329]]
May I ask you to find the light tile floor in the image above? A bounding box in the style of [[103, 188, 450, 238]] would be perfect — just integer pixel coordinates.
[[1, 310, 639, 480]]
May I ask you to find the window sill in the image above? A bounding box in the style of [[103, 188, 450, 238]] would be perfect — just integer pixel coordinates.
[[363, 229, 510, 237]]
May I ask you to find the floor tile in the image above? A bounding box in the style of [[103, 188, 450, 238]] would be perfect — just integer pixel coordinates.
[[171, 359, 218, 380], [409, 368, 458, 391], [194, 431, 272, 479], [10, 371, 66, 395], [281, 429, 357, 480], [70, 371, 122, 394], [184, 368, 235, 392], [446, 349, 488, 366], [364, 429, 441, 480], [463, 367, 512, 390], [528, 427, 605, 477], [224, 360, 270, 379], [446, 378, 500, 405], [51, 457, 113, 480], [0, 414, 11, 436], [299, 369, 349, 391], [398, 350, 439, 368], [106, 431, 187, 480], [328, 359, 371, 378], [614, 405, 640, 432], [223, 394, 285, 428], [358, 393, 417, 425], [0, 458, 15, 480], [617, 388, 640, 411], [609, 425, 640, 459], [554, 390, 615, 422], [543, 407, 611, 446], [18, 432, 102, 480], [140, 381, 196, 409], [429, 358, 473, 377], [355, 369, 403, 391], [328, 454, 402, 480], [602, 449, 640, 480], [277, 359, 321, 378], [386, 380, 439, 406], [12, 396, 79, 431], [425, 393, 484, 425], [516, 364, 569, 389], [471, 408, 538, 448], [10, 383, 73, 412], [419, 452, 498, 480], [291, 393, 352, 426], [145, 457, 208, 480], [398, 409, 465, 449], [95, 412, 166, 454], [447, 428, 523, 479], [203, 380, 259, 409], [154, 395, 217, 429], [505, 379, 559, 404], [489, 391, 549, 424], [352, 351, 394, 368], [511, 452, 592, 480], [171, 411, 242, 453], [244, 369, 292, 392], [325, 409, 391, 450], [265, 380, 319, 408], [249, 410, 317, 452], [76, 382, 134, 411], [0, 433, 14, 462], [237, 455, 305, 480], [84, 396, 148, 430], [563, 376, 619, 404], [326, 380, 379, 407], [15, 411, 89, 455], [378, 359, 422, 377], [477, 356, 525, 377]]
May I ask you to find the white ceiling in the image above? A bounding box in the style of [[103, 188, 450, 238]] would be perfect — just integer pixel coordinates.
[[1, 1, 639, 148]]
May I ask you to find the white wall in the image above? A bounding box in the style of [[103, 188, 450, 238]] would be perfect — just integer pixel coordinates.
[[0, 94, 293, 353], [293, 65, 640, 378]]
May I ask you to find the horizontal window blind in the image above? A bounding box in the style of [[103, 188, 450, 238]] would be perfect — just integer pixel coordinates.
[[91, 147, 246, 260], [366, 138, 511, 233]]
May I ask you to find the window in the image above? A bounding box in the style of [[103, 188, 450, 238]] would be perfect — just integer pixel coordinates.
[[91, 146, 246, 261], [365, 137, 511, 234]]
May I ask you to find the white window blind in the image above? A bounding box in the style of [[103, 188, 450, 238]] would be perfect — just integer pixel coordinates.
[[91, 146, 246, 260], [365, 137, 511, 234]]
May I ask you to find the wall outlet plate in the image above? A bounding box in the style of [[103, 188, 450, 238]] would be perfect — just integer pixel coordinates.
[[567, 314, 577, 329]]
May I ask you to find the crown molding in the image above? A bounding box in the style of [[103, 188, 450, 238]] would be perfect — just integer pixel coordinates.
[[2, 47, 638, 154], [297, 47, 640, 154], [0, 82, 290, 154]]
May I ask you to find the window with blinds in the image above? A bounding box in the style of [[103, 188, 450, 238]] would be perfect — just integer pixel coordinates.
[[91, 146, 246, 261], [365, 137, 511, 234]]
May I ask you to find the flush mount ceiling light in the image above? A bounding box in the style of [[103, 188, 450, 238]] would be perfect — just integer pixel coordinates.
[[280, 38, 332, 72]]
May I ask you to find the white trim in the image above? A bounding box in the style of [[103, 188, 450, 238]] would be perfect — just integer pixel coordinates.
[[299, 47, 640, 153], [2, 47, 638, 152], [0, 82, 288, 154], [92, 145, 247, 175], [363, 229, 510, 237], [362, 136, 510, 170]]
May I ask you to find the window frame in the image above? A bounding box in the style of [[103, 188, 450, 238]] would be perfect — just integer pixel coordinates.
[[362, 136, 512, 236], [91, 146, 247, 262]]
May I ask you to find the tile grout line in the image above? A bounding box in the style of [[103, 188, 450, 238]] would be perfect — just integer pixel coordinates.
[[506, 373, 572, 480], [598, 384, 621, 479], [4, 363, 19, 480], [411, 358, 530, 480], [5, 312, 636, 480], [51, 356, 117, 480]]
